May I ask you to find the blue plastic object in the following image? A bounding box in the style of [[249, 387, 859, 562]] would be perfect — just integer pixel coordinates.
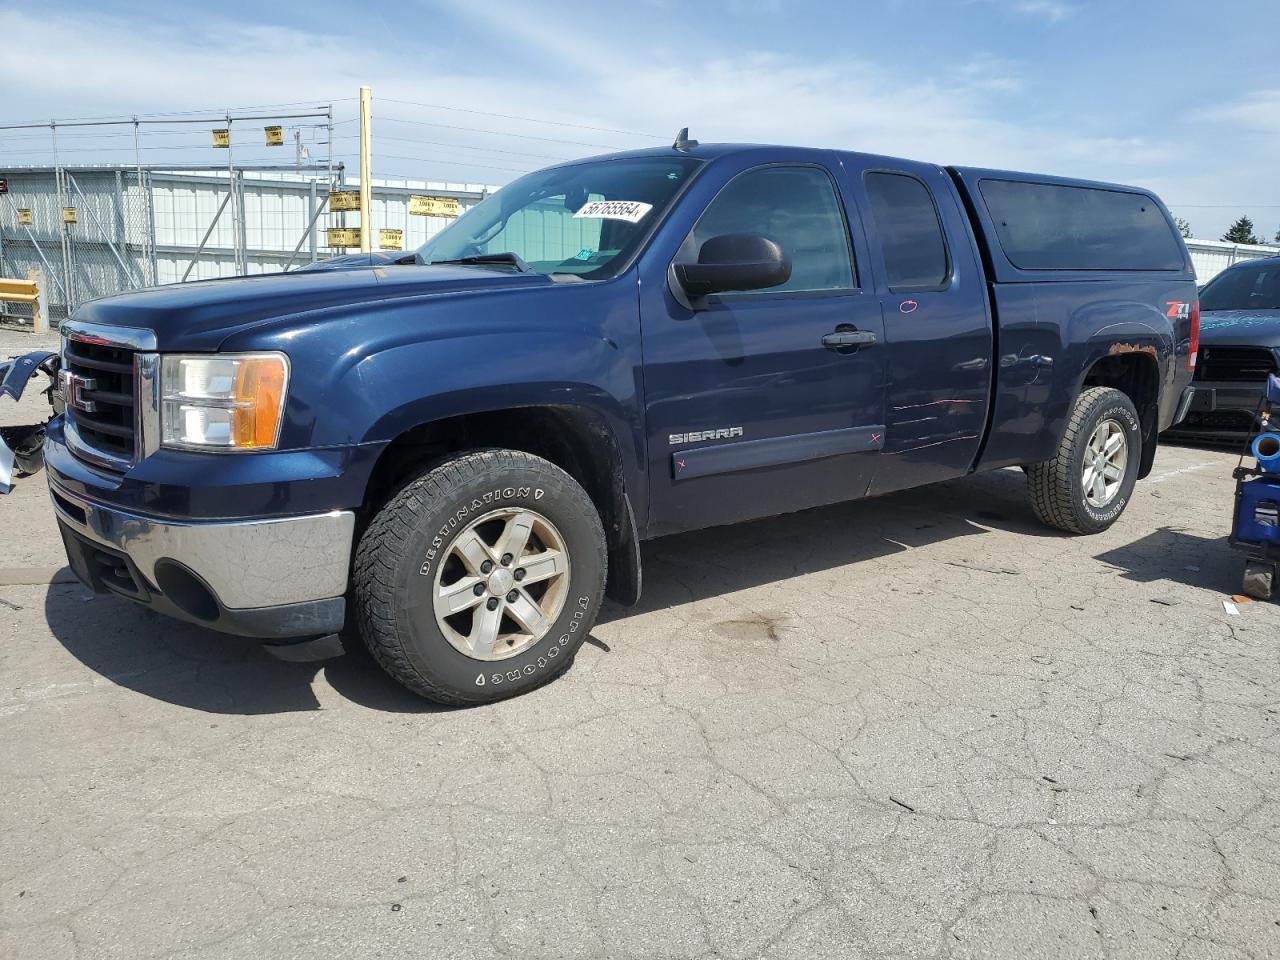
[[1267, 373, 1280, 406], [1235, 477, 1280, 546], [1252, 432, 1280, 473]]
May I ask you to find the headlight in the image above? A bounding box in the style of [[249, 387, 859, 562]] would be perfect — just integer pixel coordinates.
[[160, 353, 289, 451]]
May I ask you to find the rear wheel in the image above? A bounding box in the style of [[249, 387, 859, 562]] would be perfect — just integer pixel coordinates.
[[1026, 386, 1142, 534], [353, 449, 607, 704]]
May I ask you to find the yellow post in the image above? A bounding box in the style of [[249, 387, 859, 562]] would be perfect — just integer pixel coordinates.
[[359, 85, 373, 254], [30, 269, 45, 335]]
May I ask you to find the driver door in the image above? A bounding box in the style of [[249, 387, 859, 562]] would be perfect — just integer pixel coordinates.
[[638, 161, 887, 536]]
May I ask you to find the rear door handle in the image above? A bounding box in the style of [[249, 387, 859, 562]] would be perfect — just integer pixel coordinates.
[[822, 328, 877, 353]]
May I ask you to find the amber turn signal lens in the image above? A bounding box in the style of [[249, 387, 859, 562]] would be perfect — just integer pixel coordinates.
[[232, 356, 288, 448]]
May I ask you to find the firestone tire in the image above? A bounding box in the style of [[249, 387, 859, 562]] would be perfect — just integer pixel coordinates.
[[353, 449, 607, 705], [1026, 386, 1142, 535]]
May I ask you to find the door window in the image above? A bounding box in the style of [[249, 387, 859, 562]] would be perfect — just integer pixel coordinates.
[[864, 172, 950, 290], [685, 166, 855, 293]]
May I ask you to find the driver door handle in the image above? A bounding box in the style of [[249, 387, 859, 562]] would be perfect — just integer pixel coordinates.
[[822, 327, 877, 352]]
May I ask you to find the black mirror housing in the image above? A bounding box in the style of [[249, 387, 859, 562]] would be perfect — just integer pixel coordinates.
[[674, 233, 792, 298]]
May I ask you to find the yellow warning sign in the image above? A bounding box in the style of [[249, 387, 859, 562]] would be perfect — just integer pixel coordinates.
[[378, 228, 404, 250], [17, 208, 33, 225], [329, 190, 360, 212], [327, 227, 361, 248], [62, 207, 77, 224], [212, 129, 230, 148], [409, 195, 461, 218], [264, 125, 284, 146]]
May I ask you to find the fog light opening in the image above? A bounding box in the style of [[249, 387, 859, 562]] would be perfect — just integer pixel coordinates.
[[153, 560, 219, 623]]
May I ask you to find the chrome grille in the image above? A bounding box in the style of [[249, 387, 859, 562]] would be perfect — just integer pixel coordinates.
[[63, 338, 137, 463], [60, 321, 158, 472]]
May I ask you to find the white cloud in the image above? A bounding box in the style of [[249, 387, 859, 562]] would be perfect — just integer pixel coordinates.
[[962, 0, 1076, 24], [1008, 0, 1076, 22], [1193, 88, 1280, 136], [445, 2, 1148, 179], [1, 3, 1274, 239]]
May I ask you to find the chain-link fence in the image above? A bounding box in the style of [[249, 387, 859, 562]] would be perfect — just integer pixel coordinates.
[[0, 168, 154, 322]]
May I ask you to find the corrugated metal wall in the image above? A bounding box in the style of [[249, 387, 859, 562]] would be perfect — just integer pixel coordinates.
[[1187, 238, 1279, 284], [0, 166, 493, 318], [488, 198, 602, 263], [151, 172, 491, 283]]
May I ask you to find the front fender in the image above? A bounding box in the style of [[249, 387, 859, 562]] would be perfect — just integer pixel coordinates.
[[1, 350, 58, 402], [339, 334, 637, 454], [220, 277, 647, 515]]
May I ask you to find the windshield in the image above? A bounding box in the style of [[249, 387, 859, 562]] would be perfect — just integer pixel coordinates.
[[1201, 262, 1280, 311], [417, 156, 701, 280]]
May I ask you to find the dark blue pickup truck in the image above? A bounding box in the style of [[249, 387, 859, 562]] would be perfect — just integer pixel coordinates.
[[18, 139, 1200, 703]]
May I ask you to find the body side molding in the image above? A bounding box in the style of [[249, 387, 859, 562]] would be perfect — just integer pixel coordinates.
[[671, 425, 885, 481]]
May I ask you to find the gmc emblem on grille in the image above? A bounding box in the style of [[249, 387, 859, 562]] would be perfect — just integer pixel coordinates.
[[58, 368, 99, 413]]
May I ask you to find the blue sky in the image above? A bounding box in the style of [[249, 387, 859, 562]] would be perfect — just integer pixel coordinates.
[[2, 0, 1278, 240]]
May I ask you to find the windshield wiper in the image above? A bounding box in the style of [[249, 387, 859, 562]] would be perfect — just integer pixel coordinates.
[[428, 252, 533, 273]]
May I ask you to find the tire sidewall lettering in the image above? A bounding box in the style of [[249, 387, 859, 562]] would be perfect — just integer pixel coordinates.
[[1079, 403, 1140, 526], [419, 486, 544, 576]]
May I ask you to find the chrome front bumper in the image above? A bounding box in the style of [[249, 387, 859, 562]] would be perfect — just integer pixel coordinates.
[[49, 479, 355, 637]]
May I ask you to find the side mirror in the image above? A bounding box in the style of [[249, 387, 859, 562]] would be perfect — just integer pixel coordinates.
[[674, 233, 791, 299]]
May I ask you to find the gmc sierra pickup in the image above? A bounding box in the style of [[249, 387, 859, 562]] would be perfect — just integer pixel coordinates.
[[21, 137, 1200, 703]]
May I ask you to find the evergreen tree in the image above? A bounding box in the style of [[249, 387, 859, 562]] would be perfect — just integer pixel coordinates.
[[1174, 217, 1192, 239], [1274, 225, 1280, 244], [1222, 216, 1261, 245]]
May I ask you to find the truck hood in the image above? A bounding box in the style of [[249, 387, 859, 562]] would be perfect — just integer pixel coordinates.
[[1199, 309, 1280, 348], [70, 262, 553, 352]]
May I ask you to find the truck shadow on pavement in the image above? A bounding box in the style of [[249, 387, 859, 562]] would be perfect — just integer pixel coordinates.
[[42, 467, 1110, 716], [1094, 526, 1243, 596]]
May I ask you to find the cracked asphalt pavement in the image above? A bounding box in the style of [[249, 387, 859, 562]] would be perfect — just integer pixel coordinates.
[[2, 327, 1278, 959]]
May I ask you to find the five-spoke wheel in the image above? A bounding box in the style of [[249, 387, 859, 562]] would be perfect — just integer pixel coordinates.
[[433, 508, 571, 660], [1082, 418, 1128, 508]]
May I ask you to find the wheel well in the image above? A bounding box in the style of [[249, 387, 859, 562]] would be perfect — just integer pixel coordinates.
[[361, 406, 639, 601], [1082, 352, 1160, 478]]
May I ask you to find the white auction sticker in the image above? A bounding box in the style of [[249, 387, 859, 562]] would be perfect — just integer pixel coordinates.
[[573, 200, 653, 224]]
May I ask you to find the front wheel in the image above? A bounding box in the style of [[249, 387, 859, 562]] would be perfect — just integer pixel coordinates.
[[353, 449, 607, 704], [1026, 386, 1142, 534]]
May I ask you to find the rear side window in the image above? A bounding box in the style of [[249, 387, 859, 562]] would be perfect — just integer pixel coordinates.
[[978, 179, 1183, 271], [864, 172, 950, 290]]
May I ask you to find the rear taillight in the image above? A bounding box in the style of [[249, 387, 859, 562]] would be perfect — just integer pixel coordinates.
[[1188, 299, 1200, 372]]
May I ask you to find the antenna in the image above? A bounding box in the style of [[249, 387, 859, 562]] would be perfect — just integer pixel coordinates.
[[673, 127, 699, 152]]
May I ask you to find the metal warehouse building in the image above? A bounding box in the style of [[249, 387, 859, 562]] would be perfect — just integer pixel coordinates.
[[0, 165, 494, 321]]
